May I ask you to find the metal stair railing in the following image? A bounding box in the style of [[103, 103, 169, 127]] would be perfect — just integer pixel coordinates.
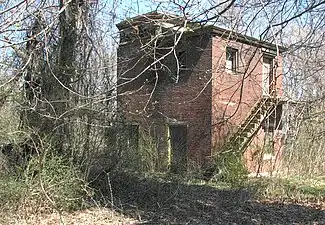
[[203, 82, 280, 180], [220, 88, 278, 155]]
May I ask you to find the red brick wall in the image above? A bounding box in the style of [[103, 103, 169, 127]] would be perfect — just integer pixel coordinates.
[[210, 35, 284, 173], [117, 32, 213, 171], [211, 36, 262, 150], [245, 129, 284, 174], [117, 27, 284, 173]]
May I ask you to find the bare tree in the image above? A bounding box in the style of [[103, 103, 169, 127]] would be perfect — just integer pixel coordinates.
[[1, 0, 325, 176]]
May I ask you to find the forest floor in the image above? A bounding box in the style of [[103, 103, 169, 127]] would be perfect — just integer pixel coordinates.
[[2, 173, 325, 225], [1, 208, 137, 225]]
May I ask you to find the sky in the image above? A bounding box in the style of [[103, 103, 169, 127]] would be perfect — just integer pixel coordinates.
[[110, 0, 214, 23]]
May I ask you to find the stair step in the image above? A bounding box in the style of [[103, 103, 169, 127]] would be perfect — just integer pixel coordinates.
[[244, 126, 253, 132], [219, 96, 279, 155], [237, 137, 245, 143], [251, 119, 259, 124], [241, 122, 258, 131], [242, 131, 249, 137]]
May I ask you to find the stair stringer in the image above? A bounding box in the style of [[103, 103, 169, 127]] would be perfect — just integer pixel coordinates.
[[219, 96, 280, 155]]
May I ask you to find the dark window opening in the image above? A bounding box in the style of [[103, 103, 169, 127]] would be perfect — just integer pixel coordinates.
[[147, 50, 189, 85], [145, 70, 158, 85], [138, 24, 156, 38], [263, 104, 283, 131], [177, 50, 187, 68], [169, 124, 188, 173], [146, 61, 167, 85], [226, 47, 238, 72], [168, 49, 189, 84], [147, 41, 191, 85]]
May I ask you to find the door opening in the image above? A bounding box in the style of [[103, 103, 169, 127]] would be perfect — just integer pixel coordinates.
[[262, 56, 274, 96], [169, 124, 188, 173]]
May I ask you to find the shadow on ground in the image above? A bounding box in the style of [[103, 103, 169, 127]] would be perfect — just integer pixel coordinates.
[[92, 173, 325, 225]]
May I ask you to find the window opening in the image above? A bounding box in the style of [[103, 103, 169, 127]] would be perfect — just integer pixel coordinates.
[[170, 48, 188, 84], [263, 104, 283, 131], [226, 47, 238, 72]]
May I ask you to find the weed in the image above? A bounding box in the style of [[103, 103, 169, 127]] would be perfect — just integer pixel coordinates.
[[212, 151, 248, 185], [0, 175, 28, 211], [0, 154, 91, 216], [246, 176, 325, 202], [24, 155, 90, 212]]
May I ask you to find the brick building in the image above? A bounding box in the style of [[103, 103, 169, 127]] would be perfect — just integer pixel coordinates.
[[116, 12, 286, 174]]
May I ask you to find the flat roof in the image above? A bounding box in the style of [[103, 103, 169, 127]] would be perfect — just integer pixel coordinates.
[[208, 26, 286, 53], [116, 11, 287, 53]]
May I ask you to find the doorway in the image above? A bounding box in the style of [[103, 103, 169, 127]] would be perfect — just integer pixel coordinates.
[[262, 56, 274, 96], [169, 124, 188, 173]]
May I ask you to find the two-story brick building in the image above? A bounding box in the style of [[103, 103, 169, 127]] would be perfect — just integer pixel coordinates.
[[116, 12, 286, 175]]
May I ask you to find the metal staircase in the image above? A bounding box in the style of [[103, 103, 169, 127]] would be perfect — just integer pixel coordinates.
[[221, 95, 279, 155], [202, 93, 280, 181]]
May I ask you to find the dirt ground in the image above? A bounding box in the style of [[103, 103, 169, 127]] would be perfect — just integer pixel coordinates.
[[2, 174, 325, 225], [108, 174, 325, 225]]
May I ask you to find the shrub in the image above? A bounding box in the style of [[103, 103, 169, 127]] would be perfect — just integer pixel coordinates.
[[24, 154, 90, 211], [0, 175, 27, 211], [213, 151, 248, 185]]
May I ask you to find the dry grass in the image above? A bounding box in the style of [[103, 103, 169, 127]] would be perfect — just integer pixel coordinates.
[[247, 176, 325, 202], [0, 208, 138, 225], [2, 173, 325, 224]]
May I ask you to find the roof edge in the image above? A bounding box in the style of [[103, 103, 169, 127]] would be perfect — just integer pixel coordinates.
[[116, 12, 287, 53], [116, 11, 184, 30], [208, 26, 287, 53]]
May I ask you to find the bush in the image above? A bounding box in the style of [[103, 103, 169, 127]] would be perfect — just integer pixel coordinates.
[[24, 154, 90, 211], [0, 175, 27, 211], [213, 151, 248, 185], [0, 153, 91, 214]]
